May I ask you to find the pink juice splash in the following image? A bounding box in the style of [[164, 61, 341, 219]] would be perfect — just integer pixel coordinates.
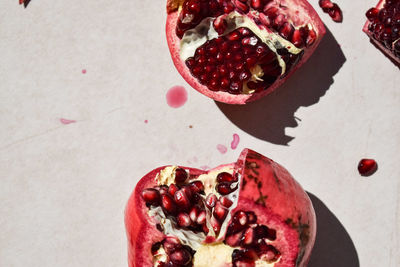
[[166, 86, 188, 108], [231, 134, 240, 149], [217, 144, 227, 154]]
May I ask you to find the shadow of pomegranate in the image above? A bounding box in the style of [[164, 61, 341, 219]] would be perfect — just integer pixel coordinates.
[[215, 27, 346, 145], [307, 192, 360, 267]]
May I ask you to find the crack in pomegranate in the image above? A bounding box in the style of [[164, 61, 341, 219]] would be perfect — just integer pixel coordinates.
[[141, 167, 281, 267], [364, 0, 400, 63]]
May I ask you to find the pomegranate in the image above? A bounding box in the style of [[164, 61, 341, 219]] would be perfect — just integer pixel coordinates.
[[358, 158, 378, 176], [363, 0, 400, 65], [125, 149, 316, 266], [166, 0, 326, 104]]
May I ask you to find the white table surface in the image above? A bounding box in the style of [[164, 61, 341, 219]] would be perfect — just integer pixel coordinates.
[[1, 0, 399, 266]]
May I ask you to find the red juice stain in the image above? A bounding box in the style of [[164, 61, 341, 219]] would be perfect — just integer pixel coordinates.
[[59, 118, 76, 125], [166, 86, 188, 108], [231, 134, 240, 149], [217, 144, 228, 154]]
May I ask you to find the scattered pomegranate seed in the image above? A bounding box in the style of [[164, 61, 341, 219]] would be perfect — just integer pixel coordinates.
[[318, 0, 343, 23], [358, 159, 378, 176]]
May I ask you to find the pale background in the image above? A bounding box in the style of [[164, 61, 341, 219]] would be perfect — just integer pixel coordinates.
[[0, 0, 399, 266]]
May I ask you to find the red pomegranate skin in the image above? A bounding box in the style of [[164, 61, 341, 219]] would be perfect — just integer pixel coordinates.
[[363, 0, 400, 65], [125, 149, 316, 267], [166, 0, 326, 104]]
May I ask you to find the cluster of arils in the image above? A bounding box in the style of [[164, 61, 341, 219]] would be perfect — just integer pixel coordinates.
[[318, 0, 343, 22], [365, 0, 400, 58]]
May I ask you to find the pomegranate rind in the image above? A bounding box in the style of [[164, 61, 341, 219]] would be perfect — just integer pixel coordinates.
[[165, 0, 326, 104], [362, 0, 400, 65], [125, 150, 316, 267], [234, 149, 316, 266]]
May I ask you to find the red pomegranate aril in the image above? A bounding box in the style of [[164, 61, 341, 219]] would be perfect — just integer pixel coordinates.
[[224, 2, 235, 13], [168, 184, 179, 196], [237, 211, 248, 225], [358, 158, 378, 176], [273, 14, 286, 30], [220, 78, 230, 89], [319, 0, 334, 10], [247, 211, 257, 224], [250, 0, 262, 10], [254, 225, 276, 240], [279, 22, 294, 40], [162, 194, 177, 214], [142, 188, 161, 205], [206, 193, 217, 209], [234, 0, 250, 13], [174, 189, 191, 210], [163, 236, 182, 254], [189, 180, 204, 193], [189, 206, 199, 222], [259, 13, 271, 27], [226, 230, 245, 247], [217, 172, 237, 183], [213, 202, 229, 221], [292, 29, 305, 47], [196, 211, 207, 224], [242, 227, 255, 246], [228, 31, 241, 41], [177, 212, 192, 227], [211, 216, 221, 234], [306, 29, 317, 46], [220, 196, 233, 208], [169, 249, 192, 266], [328, 4, 343, 22], [264, 7, 279, 19], [214, 17, 228, 35]]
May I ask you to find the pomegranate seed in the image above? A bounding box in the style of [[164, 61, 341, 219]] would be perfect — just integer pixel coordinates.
[[254, 225, 276, 240], [157, 185, 169, 196], [142, 188, 161, 205], [224, 3, 235, 14], [187, 1, 200, 14], [177, 212, 192, 227], [213, 17, 227, 35], [189, 206, 199, 222], [264, 7, 279, 20], [169, 249, 192, 266], [237, 211, 248, 225], [238, 28, 250, 36], [189, 180, 204, 193], [259, 13, 271, 26], [234, 0, 249, 13], [306, 29, 317, 46], [358, 159, 378, 176], [246, 211, 257, 224], [175, 168, 188, 184], [328, 4, 343, 23], [319, 0, 333, 10], [162, 194, 177, 214], [196, 211, 206, 224], [242, 36, 258, 46], [168, 184, 179, 196], [279, 22, 294, 40], [213, 202, 228, 221], [216, 181, 238, 195], [228, 31, 241, 41], [206, 193, 217, 209], [174, 189, 191, 210], [163, 236, 181, 254], [220, 196, 233, 208], [292, 29, 304, 48], [241, 227, 255, 245], [226, 230, 244, 247], [246, 56, 258, 67], [273, 14, 286, 30], [250, 0, 261, 10], [220, 78, 230, 89]]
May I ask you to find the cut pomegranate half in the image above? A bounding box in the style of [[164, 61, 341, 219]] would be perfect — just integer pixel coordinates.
[[166, 0, 326, 104], [125, 149, 316, 266], [363, 0, 400, 65]]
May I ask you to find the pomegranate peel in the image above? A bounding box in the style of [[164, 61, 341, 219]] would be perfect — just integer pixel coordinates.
[[166, 0, 325, 104], [363, 0, 400, 65], [125, 149, 316, 266]]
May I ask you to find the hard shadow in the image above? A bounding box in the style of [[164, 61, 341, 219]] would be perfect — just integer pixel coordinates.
[[307, 192, 360, 267], [215, 27, 346, 145]]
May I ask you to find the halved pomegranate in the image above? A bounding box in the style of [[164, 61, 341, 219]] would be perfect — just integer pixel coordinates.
[[125, 149, 316, 266], [363, 0, 400, 65], [166, 0, 326, 104]]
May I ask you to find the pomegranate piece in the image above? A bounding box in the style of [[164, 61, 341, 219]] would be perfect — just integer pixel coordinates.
[[166, 0, 326, 104], [318, 0, 343, 22], [125, 149, 316, 267], [358, 158, 378, 176], [363, 0, 400, 65]]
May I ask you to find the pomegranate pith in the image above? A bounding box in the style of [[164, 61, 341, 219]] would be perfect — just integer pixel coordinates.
[[363, 0, 400, 65], [125, 149, 316, 267], [166, 0, 326, 104]]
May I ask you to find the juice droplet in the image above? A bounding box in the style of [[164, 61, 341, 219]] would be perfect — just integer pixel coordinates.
[[59, 118, 76, 125], [231, 134, 240, 149], [166, 86, 188, 108], [82, 69, 87, 74], [217, 144, 227, 154]]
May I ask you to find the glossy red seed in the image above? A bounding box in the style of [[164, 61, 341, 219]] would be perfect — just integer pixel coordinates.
[[211, 216, 221, 234], [279, 22, 294, 40], [213, 202, 228, 221], [328, 4, 343, 23], [177, 213, 192, 227], [234, 0, 249, 13], [220, 196, 233, 208], [358, 159, 378, 176], [170, 249, 192, 265], [213, 17, 227, 35], [366, 7, 379, 21], [142, 188, 161, 205], [190, 180, 204, 193], [206, 193, 217, 209], [174, 189, 191, 210], [242, 227, 254, 245], [163, 236, 181, 254], [196, 211, 207, 224], [226, 230, 244, 247], [306, 29, 317, 46], [292, 29, 305, 48], [168, 184, 179, 196], [319, 0, 333, 9], [162, 194, 177, 214], [264, 7, 279, 19]]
